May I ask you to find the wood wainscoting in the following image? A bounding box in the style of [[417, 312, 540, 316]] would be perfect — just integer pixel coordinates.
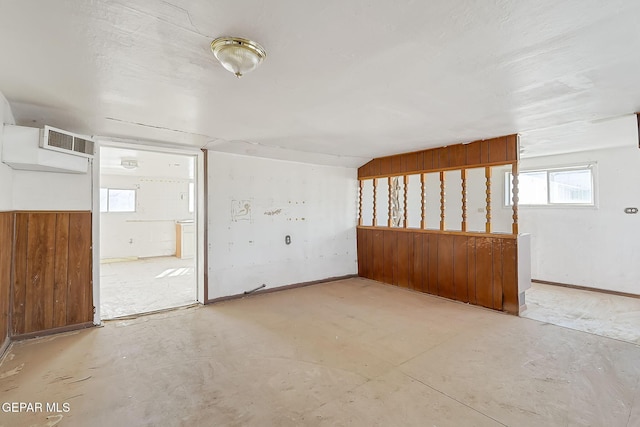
[[356, 134, 522, 314], [358, 135, 518, 179], [356, 228, 519, 314], [9, 211, 93, 337], [0, 212, 14, 353]]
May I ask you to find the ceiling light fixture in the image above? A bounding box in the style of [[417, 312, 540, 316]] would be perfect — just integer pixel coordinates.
[[210, 36, 266, 78], [121, 159, 138, 170]]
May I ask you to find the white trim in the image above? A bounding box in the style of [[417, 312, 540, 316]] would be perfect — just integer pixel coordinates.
[[94, 136, 204, 155], [92, 141, 206, 323], [195, 152, 205, 304], [91, 154, 101, 325]]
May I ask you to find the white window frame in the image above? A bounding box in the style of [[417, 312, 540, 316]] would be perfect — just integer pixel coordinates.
[[100, 188, 137, 213], [504, 164, 596, 207]]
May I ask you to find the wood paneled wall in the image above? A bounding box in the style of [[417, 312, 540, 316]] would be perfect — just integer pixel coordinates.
[[0, 212, 13, 351], [358, 135, 518, 178], [357, 228, 518, 313], [11, 211, 93, 336], [356, 135, 520, 314]]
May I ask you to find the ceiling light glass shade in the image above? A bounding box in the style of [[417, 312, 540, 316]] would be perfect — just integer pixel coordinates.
[[210, 37, 266, 78], [121, 159, 138, 169]]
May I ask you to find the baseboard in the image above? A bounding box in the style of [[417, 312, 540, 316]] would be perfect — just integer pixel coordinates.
[[532, 279, 640, 299], [206, 274, 358, 304], [10, 322, 95, 341], [104, 303, 199, 321], [0, 336, 10, 361], [100, 257, 139, 264]]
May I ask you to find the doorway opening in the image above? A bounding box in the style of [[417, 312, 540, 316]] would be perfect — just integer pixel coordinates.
[[520, 283, 640, 345], [98, 146, 198, 319]]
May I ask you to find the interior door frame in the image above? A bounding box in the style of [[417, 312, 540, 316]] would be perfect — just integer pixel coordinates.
[[92, 139, 206, 324]]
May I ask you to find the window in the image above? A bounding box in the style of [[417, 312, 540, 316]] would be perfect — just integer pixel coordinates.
[[505, 165, 594, 206], [100, 188, 136, 212]]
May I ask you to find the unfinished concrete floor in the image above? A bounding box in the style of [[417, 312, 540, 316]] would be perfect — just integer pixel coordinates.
[[1, 278, 639, 426], [521, 282, 640, 345], [100, 256, 196, 319]]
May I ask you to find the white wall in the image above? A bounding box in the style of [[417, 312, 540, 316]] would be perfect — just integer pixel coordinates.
[[1, 92, 92, 211], [0, 93, 15, 210], [12, 167, 92, 210], [207, 152, 357, 299], [100, 174, 193, 259], [519, 145, 640, 295], [2, 91, 92, 211]]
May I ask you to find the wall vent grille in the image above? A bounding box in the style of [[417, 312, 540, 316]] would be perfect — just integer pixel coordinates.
[[41, 126, 94, 157]]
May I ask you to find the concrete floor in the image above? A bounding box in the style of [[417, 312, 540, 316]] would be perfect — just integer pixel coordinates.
[[100, 256, 196, 319], [521, 282, 640, 345], [1, 278, 639, 426]]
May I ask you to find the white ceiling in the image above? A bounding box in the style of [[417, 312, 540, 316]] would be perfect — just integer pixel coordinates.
[[1, 0, 640, 167], [100, 146, 194, 178]]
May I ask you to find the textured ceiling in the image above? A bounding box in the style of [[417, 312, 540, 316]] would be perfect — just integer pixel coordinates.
[[1, 0, 640, 166], [100, 146, 194, 178]]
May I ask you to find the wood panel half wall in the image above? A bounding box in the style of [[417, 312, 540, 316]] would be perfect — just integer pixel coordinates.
[[357, 228, 518, 313], [356, 135, 522, 314], [8, 211, 94, 337], [0, 212, 13, 354]]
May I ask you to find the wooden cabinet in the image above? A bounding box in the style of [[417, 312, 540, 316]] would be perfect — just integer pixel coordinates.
[[175, 221, 195, 259]]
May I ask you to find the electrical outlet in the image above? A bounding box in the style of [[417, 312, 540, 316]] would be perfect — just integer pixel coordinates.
[[624, 207, 638, 214], [285, 235, 291, 245]]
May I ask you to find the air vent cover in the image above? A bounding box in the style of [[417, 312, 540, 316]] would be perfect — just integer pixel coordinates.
[[40, 126, 94, 157]]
